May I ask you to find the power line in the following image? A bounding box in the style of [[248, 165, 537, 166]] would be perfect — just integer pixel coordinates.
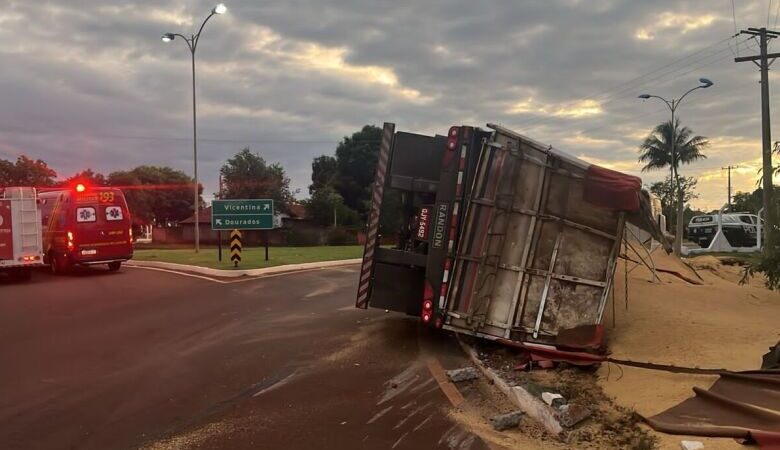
[[732, 0, 739, 56], [0, 127, 380, 145], [518, 38, 752, 135], [514, 36, 739, 130], [775, 0, 780, 29], [514, 35, 749, 131]]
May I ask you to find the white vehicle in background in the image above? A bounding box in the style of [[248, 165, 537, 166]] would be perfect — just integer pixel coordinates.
[[687, 212, 760, 249], [0, 187, 44, 281]]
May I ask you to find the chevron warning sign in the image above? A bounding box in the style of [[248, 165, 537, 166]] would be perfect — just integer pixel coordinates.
[[230, 229, 242, 267]]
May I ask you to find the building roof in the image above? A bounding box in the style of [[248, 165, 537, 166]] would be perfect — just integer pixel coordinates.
[[180, 206, 212, 224], [288, 202, 305, 219]]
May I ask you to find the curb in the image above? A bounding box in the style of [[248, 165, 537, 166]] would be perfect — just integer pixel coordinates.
[[126, 258, 362, 278], [457, 337, 564, 436]]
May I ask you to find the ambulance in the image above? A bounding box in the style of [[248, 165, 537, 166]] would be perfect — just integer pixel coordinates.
[[39, 184, 134, 273]]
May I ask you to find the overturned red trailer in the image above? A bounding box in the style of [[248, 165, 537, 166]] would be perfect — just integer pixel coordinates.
[[356, 123, 664, 347]]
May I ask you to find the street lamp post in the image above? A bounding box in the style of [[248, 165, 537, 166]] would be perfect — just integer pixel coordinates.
[[162, 3, 227, 253], [638, 78, 713, 256]]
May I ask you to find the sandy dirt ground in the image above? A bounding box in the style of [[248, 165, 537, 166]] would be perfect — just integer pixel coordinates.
[[599, 249, 780, 449]]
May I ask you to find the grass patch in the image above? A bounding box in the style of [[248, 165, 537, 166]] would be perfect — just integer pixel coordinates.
[[133, 246, 363, 270]]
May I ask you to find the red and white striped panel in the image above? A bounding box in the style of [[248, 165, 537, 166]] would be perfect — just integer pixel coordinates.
[[439, 128, 470, 309], [355, 122, 395, 309]]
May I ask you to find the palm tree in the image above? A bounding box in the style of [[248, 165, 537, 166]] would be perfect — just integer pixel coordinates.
[[638, 118, 708, 179], [638, 118, 708, 252]]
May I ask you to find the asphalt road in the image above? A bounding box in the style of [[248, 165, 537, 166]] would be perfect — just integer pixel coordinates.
[[0, 265, 493, 450]]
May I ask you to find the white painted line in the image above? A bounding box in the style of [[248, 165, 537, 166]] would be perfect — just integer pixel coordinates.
[[127, 258, 361, 278], [127, 264, 357, 285], [127, 265, 229, 284]]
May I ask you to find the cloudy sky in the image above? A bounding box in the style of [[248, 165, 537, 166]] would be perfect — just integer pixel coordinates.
[[1, 0, 779, 210]]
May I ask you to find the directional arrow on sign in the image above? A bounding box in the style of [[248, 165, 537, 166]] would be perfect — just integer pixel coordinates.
[[264, 204, 270, 210], [216, 219, 223, 225]]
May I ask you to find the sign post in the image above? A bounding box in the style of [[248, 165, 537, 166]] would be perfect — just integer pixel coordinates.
[[211, 199, 275, 265], [211, 199, 274, 230], [230, 229, 242, 267]]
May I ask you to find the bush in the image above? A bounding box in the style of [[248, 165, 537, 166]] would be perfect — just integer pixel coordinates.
[[285, 228, 322, 246], [741, 251, 780, 291], [326, 227, 357, 245]]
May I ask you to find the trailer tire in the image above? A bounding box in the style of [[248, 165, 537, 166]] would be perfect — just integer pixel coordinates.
[[108, 261, 122, 272]]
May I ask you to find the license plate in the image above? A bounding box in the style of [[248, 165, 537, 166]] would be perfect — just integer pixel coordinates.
[[416, 206, 431, 241], [704, 228, 712, 234], [81, 249, 97, 256]]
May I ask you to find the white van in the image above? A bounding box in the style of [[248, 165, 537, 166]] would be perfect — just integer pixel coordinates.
[[687, 213, 760, 248]]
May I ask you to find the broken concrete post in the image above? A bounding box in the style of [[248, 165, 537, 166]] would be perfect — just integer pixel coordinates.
[[446, 367, 479, 383], [490, 410, 523, 431], [541, 392, 565, 409], [557, 403, 591, 428], [680, 441, 704, 450]]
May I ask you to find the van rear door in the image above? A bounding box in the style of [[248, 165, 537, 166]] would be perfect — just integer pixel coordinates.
[[72, 190, 131, 261]]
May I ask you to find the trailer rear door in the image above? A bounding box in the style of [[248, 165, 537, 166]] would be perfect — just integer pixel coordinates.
[[444, 126, 624, 344]]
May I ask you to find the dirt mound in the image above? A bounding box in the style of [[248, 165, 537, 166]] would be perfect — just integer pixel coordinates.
[[598, 249, 780, 450], [623, 242, 703, 285], [686, 255, 721, 271]]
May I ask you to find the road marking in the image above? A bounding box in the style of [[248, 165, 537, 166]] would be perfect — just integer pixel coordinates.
[[391, 431, 409, 449], [426, 358, 465, 408], [366, 406, 393, 424], [127, 265, 231, 284], [428, 359, 506, 450], [126, 265, 350, 285]]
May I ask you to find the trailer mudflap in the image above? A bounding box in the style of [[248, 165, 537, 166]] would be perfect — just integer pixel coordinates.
[[356, 122, 395, 309]]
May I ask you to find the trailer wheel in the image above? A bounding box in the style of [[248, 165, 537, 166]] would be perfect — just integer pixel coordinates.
[[107, 261, 122, 272]]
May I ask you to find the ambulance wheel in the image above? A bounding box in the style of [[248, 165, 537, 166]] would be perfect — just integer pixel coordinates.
[[50, 253, 71, 275], [108, 261, 122, 272]]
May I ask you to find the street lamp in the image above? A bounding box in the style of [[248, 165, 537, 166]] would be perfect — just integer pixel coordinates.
[[638, 78, 714, 256], [161, 3, 227, 253]]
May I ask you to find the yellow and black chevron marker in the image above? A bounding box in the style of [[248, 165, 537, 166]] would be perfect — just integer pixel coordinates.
[[230, 229, 242, 267]]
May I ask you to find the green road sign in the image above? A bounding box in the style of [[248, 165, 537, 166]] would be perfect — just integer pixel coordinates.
[[211, 199, 274, 230]]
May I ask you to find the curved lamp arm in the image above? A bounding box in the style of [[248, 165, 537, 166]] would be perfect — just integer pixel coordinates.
[[193, 11, 217, 50], [638, 94, 674, 112], [676, 85, 704, 108]]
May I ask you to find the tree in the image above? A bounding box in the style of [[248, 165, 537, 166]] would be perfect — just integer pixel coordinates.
[[307, 125, 405, 232], [0, 159, 13, 184], [639, 118, 708, 254], [732, 189, 766, 214], [309, 155, 338, 195], [333, 125, 382, 218], [0, 156, 57, 187], [304, 186, 360, 227], [220, 148, 294, 213], [62, 169, 106, 187], [648, 176, 699, 232], [107, 166, 198, 225]]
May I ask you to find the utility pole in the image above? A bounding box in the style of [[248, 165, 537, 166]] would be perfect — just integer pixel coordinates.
[[735, 27, 779, 255], [721, 165, 740, 210]]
